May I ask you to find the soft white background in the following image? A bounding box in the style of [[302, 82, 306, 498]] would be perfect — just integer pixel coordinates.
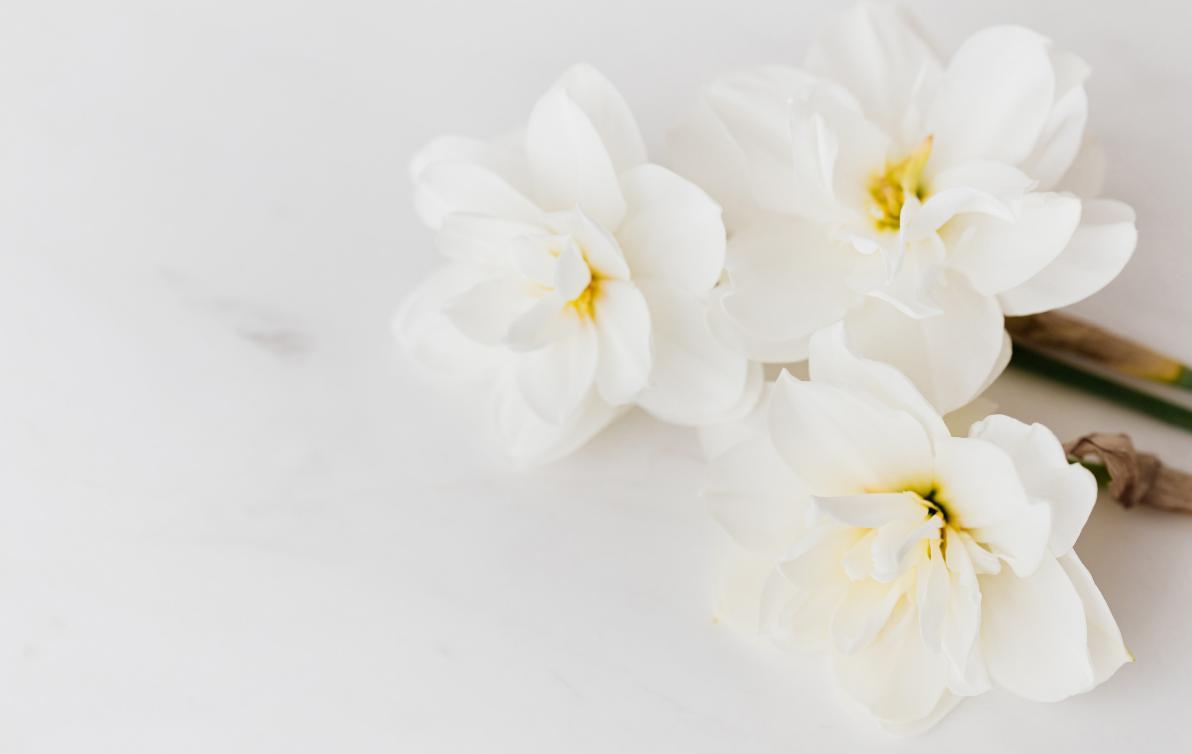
[[1, 0, 1190, 751]]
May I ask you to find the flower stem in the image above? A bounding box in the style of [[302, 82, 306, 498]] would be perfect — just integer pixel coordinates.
[[1006, 312, 1192, 391], [1010, 345, 1192, 432]]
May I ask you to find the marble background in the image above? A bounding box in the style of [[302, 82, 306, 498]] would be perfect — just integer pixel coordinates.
[[1, 0, 1189, 751]]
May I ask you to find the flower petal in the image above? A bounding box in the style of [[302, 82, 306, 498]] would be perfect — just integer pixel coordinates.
[[968, 415, 1097, 555], [805, 2, 942, 149], [809, 323, 950, 443], [944, 192, 1082, 296], [831, 578, 906, 653], [436, 213, 546, 266], [445, 275, 538, 345], [415, 159, 542, 230], [617, 164, 726, 292], [635, 281, 760, 426], [721, 215, 867, 351], [927, 26, 1056, 167], [526, 75, 627, 229], [998, 199, 1137, 316], [514, 317, 599, 423], [592, 280, 652, 405], [768, 371, 935, 497], [844, 272, 1005, 414], [667, 95, 755, 230], [1021, 50, 1090, 190], [813, 492, 925, 529], [1058, 551, 1132, 687], [491, 370, 625, 466], [546, 209, 631, 281], [706, 436, 809, 557], [551, 64, 647, 173], [831, 599, 952, 727], [393, 264, 507, 378], [979, 554, 1095, 701], [703, 67, 824, 215], [933, 437, 1050, 577]]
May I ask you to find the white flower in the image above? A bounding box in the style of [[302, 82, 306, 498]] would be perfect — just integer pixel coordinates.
[[706, 324, 1130, 733], [671, 2, 1137, 412], [396, 65, 761, 465]]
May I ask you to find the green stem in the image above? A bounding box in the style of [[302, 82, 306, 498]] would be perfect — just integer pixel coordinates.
[[1010, 345, 1192, 432]]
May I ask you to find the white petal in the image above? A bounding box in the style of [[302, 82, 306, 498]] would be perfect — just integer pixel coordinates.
[[844, 272, 1005, 414], [444, 275, 538, 344], [514, 317, 599, 423], [968, 415, 1097, 555], [667, 95, 754, 231], [554, 239, 592, 300], [917, 540, 951, 652], [526, 79, 627, 229], [491, 370, 625, 466], [831, 600, 952, 727], [507, 292, 570, 351], [436, 213, 546, 266], [768, 372, 935, 497], [805, 2, 942, 148], [780, 526, 859, 588], [813, 492, 925, 529], [1021, 50, 1091, 190], [763, 570, 844, 651], [908, 162, 1033, 232], [551, 64, 647, 173], [703, 67, 824, 215], [706, 436, 809, 557], [809, 323, 950, 443], [944, 192, 1082, 296], [617, 164, 726, 292], [934, 437, 1050, 577], [635, 281, 759, 426], [980, 554, 1095, 701], [415, 160, 543, 230], [721, 215, 866, 350], [927, 26, 1055, 167], [393, 264, 507, 379], [1058, 551, 1132, 687], [545, 209, 631, 280], [593, 280, 652, 405], [832, 578, 906, 653], [871, 515, 941, 582], [998, 199, 1137, 316]]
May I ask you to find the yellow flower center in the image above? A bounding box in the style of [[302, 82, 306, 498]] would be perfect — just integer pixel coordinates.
[[867, 135, 933, 232], [567, 276, 600, 321]]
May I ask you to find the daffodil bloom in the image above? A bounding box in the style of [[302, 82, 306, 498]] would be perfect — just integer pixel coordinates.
[[706, 324, 1130, 732], [672, 2, 1138, 412], [397, 65, 761, 465]]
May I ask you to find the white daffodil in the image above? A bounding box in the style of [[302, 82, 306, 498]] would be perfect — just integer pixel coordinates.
[[706, 324, 1130, 733], [396, 64, 761, 465], [672, 2, 1137, 412]]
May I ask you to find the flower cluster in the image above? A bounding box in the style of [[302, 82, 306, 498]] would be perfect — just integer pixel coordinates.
[[707, 325, 1130, 732], [670, 2, 1136, 411], [395, 1, 1134, 734], [397, 64, 759, 465]]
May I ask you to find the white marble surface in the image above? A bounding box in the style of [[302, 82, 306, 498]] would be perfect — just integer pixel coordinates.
[[1, 1, 1190, 751]]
